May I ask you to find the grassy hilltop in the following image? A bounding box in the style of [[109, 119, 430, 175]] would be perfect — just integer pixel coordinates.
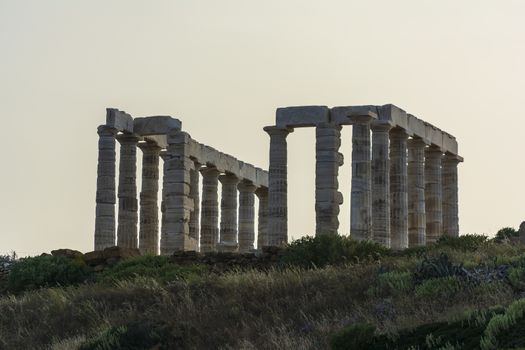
[[1, 229, 525, 349]]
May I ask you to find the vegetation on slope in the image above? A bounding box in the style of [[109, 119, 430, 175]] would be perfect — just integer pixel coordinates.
[[0, 232, 524, 349]]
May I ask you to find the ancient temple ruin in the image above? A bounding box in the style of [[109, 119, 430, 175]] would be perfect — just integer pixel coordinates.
[[264, 104, 463, 249], [94, 104, 462, 253], [94, 109, 268, 254]]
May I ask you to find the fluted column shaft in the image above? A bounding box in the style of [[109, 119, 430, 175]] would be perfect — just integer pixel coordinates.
[[407, 138, 427, 247], [116, 133, 140, 249], [161, 131, 197, 254], [200, 167, 220, 252], [264, 126, 292, 246], [94, 125, 118, 250], [390, 128, 409, 249], [238, 181, 257, 252], [425, 145, 443, 244], [371, 122, 393, 247], [138, 141, 161, 254], [351, 117, 373, 240], [219, 173, 240, 252], [189, 162, 201, 247], [442, 153, 461, 237], [256, 187, 269, 249], [315, 123, 343, 235]]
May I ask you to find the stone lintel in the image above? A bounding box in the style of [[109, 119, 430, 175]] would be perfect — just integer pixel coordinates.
[[144, 135, 168, 149], [106, 108, 134, 133], [133, 116, 182, 136], [330, 106, 378, 125], [276, 105, 329, 128]]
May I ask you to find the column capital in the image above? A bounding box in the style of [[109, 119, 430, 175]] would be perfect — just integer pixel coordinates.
[[390, 127, 410, 139], [425, 145, 443, 158], [200, 166, 221, 178], [443, 152, 464, 164], [138, 140, 162, 153], [349, 113, 376, 125], [263, 125, 294, 137], [219, 173, 240, 185], [371, 121, 394, 132], [116, 132, 141, 144], [159, 150, 170, 162], [408, 137, 428, 149], [238, 180, 257, 193], [97, 125, 118, 136], [255, 186, 268, 198]]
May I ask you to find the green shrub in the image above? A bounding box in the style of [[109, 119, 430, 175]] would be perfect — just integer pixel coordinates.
[[436, 234, 488, 251], [414, 276, 464, 300], [97, 255, 207, 284], [6, 255, 90, 293], [414, 253, 464, 282], [330, 323, 377, 350], [494, 227, 518, 242], [280, 235, 389, 268], [368, 271, 413, 297], [507, 267, 525, 291], [481, 298, 525, 350]]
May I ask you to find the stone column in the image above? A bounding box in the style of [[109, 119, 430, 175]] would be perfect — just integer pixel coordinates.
[[442, 153, 462, 237], [264, 126, 293, 246], [161, 131, 197, 254], [425, 145, 443, 244], [371, 122, 393, 247], [94, 125, 118, 250], [200, 167, 220, 252], [138, 141, 161, 255], [407, 138, 427, 247], [350, 116, 373, 241], [389, 128, 409, 249], [256, 187, 269, 249], [315, 123, 343, 235], [116, 133, 140, 249], [219, 173, 240, 252], [238, 181, 257, 252], [189, 161, 201, 247], [159, 150, 169, 252]]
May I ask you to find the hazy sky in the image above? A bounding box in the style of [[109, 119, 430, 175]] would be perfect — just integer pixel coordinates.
[[1, 0, 524, 255]]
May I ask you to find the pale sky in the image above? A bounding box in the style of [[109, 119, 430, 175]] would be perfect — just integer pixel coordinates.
[[1, 0, 524, 255]]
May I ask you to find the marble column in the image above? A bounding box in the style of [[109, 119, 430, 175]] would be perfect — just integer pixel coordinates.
[[350, 116, 373, 241], [116, 133, 140, 249], [94, 125, 118, 250], [264, 126, 293, 246], [200, 167, 220, 252], [315, 123, 343, 235], [161, 131, 197, 254], [219, 173, 240, 252], [442, 153, 462, 237], [425, 145, 443, 244], [371, 122, 393, 247], [407, 138, 427, 247], [189, 161, 201, 247], [138, 141, 161, 255], [255, 187, 269, 249], [238, 181, 257, 252], [159, 150, 169, 252], [389, 128, 409, 249]]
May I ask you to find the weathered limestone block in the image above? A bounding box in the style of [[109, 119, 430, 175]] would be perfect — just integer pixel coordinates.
[[161, 131, 197, 254], [520, 222, 525, 245], [200, 167, 220, 252], [218, 173, 240, 252], [276, 106, 329, 128], [189, 161, 201, 247], [350, 115, 373, 241], [315, 123, 343, 235], [95, 125, 118, 250], [442, 153, 462, 237], [264, 126, 293, 246], [116, 133, 140, 249], [371, 122, 393, 247], [407, 138, 427, 247], [390, 128, 409, 249], [425, 145, 443, 244], [106, 108, 134, 133], [238, 181, 257, 252], [138, 141, 161, 255], [256, 187, 269, 249], [133, 116, 181, 136]]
